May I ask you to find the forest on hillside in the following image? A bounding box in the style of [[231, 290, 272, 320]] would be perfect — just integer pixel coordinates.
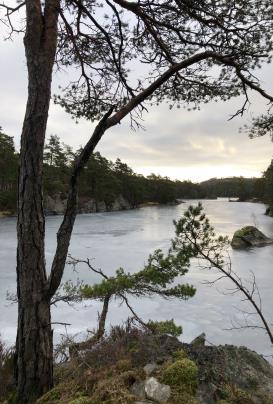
[[1, 129, 273, 214]]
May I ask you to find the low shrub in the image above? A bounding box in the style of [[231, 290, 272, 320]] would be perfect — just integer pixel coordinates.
[[162, 358, 198, 395], [147, 319, 183, 337], [172, 349, 187, 360]]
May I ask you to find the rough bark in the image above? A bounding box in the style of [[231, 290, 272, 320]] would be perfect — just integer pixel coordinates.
[[16, 1, 59, 402]]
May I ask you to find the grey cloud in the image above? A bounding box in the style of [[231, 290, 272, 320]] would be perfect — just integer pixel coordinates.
[[97, 99, 272, 175]]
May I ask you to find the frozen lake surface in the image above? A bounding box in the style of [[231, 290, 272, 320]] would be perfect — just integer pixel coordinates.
[[1, 199, 273, 359]]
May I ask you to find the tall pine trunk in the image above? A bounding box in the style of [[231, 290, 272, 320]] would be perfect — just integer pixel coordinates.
[[16, 1, 59, 402]]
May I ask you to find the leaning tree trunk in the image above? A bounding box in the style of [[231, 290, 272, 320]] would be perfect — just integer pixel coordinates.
[[70, 293, 111, 357], [16, 1, 59, 402]]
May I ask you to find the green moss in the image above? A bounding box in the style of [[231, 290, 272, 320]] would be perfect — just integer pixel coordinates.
[[169, 391, 199, 403], [116, 359, 132, 372], [234, 226, 255, 237], [215, 385, 231, 400], [36, 386, 62, 403], [90, 370, 137, 403], [233, 229, 246, 238], [162, 358, 198, 394], [217, 401, 231, 404], [172, 349, 187, 360], [37, 381, 80, 403], [217, 384, 255, 404], [246, 375, 259, 389], [232, 388, 254, 404], [68, 396, 93, 404]]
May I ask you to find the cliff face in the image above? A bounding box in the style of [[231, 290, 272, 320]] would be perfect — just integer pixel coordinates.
[[45, 193, 132, 215]]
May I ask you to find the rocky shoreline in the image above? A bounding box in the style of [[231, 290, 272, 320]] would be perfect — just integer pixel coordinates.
[[0, 195, 182, 218], [45, 193, 133, 215]]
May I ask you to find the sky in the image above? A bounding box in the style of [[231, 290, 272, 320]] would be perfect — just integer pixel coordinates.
[[0, 13, 272, 182]]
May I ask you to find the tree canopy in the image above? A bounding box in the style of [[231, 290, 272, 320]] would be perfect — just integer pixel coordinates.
[[2, 1, 273, 124], [54, 0, 273, 123]]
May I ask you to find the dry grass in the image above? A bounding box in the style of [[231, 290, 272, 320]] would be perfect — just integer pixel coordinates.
[[0, 336, 15, 401]]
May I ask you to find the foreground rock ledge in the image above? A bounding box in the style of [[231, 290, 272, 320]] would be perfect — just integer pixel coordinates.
[[231, 225, 273, 249], [36, 331, 273, 404]]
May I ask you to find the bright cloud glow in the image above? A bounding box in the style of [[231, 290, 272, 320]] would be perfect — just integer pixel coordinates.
[[135, 165, 264, 183]]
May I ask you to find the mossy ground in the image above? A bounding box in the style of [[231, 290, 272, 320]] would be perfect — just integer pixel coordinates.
[[2, 328, 273, 403], [35, 328, 201, 404]]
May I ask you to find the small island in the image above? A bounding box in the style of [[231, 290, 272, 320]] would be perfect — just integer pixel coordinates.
[[231, 226, 273, 249]]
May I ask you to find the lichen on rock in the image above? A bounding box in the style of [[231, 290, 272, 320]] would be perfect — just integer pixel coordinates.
[[144, 377, 171, 403]]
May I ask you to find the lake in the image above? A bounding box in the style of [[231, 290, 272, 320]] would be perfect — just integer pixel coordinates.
[[1, 199, 273, 360]]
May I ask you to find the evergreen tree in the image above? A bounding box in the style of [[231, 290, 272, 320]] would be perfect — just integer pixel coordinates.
[[0, 128, 18, 211], [237, 177, 250, 202], [253, 177, 265, 200], [64, 245, 196, 350], [44, 135, 68, 168], [263, 159, 273, 215], [43, 135, 73, 197], [79, 152, 120, 206]]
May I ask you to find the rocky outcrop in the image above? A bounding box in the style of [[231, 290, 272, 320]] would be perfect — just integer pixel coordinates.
[[144, 377, 171, 403], [36, 330, 273, 404], [231, 226, 273, 249], [131, 373, 171, 403], [144, 363, 158, 376], [131, 334, 273, 404], [45, 194, 67, 215], [45, 193, 132, 215], [265, 206, 273, 217], [110, 195, 132, 211], [188, 342, 273, 404], [191, 332, 206, 348]]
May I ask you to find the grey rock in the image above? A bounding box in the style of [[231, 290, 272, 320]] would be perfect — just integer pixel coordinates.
[[45, 193, 67, 215], [131, 381, 146, 399], [231, 226, 273, 249], [144, 363, 158, 376], [144, 377, 171, 403], [96, 200, 107, 212], [45, 192, 133, 215], [187, 343, 273, 403], [80, 198, 96, 213], [266, 206, 273, 217], [191, 332, 206, 347], [112, 194, 132, 211]]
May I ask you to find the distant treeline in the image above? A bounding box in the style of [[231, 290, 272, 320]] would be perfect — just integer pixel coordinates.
[[0, 132, 201, 212], [199, 177, 265, 201], [1, 129, 273, 213]]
